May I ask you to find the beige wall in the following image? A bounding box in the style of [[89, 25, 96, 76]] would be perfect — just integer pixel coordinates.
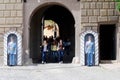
[[0, 0, 23, 65], [81, 0, 120, 62], [81, 0, 119, 31]]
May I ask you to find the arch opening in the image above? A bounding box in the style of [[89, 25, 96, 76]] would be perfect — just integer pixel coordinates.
[[30, 4, 75, 63]]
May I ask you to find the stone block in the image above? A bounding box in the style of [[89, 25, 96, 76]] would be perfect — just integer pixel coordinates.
[[108, 16, 118, 21], [17, 27, 23, 34], [14, 18, 23, 24], [11, 10, 16, 17], [100, 9, 107, 16], [109, 2, 115, 9], [92, 27, 98, 32], [98, 0, 104, 1], [0, 25, 12, 28], [4, 28, 10, 32], [0, 4, 5, 10], [0, 18, 5, 24], [84, 3, 90, 9], [0, 0, 3, 3], [87, 9, 93, 16], [114, 10, 119, 16], [103, 2, 109, 9], [6, 18, 14, 24], [17, 11, 23, 17], [87, 0, 92, 1], [10, 0, 16, 3], [104, 0, 112, 1], [17, 0, 22, 3], [81, 16, 89, 23], [81, 27, 86, 32], [81, 3, 84, 9], [14, 25, 21, 27], [4, 0, 9, 3], [93, 9, 100, 16], [107, 9, 114, 16], [10, 27, 17, 31], [96, 2, 102, 9], [85, 26, 92, 30], [98, 16, 108, 22], [82, 23, 98, 27], [90, 2, 96, 9], [92, 0, 98, 1], [14, 4, 23, 10], [4, 11, 10, 17], [0, 11, 4, 17], [6, 4, 14, 10], [81, 9, 87, 16], [89, 16, 98, 22]]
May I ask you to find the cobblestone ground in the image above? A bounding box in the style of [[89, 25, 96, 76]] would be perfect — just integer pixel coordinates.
[[0, 64, 120, 80]]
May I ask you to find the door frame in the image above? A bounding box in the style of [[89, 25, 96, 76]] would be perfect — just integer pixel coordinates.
[[98, 22, 119, 63]]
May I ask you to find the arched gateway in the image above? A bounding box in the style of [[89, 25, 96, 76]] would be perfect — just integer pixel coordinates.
[[29, 3, 75, 63]]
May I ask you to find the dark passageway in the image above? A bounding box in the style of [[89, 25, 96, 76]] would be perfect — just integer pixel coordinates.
[[99, 24, 116, 61], [30, 5, 75, 63]]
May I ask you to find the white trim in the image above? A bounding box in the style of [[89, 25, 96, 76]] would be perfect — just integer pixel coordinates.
[[80, 30, 99, 66], [4, 31, 22, 66]]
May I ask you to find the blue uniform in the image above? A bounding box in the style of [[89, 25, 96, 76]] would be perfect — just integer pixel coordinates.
[[85, 41, 94, 66], [7, 41, 17, 66]]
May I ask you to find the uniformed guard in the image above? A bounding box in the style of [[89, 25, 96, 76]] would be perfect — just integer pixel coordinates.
[[7, 36, 17, 66]]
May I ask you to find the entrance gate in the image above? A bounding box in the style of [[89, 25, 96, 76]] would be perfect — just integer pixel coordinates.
[[29, 5, 75, 63]]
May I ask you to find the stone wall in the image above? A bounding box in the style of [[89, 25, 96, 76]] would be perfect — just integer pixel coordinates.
[[0, 0, 120, 65], [0, 0, 23, 64], [81, 0, 120, 31]]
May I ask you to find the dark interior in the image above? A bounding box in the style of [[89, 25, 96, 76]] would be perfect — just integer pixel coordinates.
[[30, 5, 75, 63], [99, 24, 116, 60]]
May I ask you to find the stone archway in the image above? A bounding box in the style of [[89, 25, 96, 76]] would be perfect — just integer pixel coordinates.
[[29, 4, 75, 63]]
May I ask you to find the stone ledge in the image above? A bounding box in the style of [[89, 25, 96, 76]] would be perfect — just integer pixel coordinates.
[[0, 24, 22, 28], [82, 23, 98, 27]]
